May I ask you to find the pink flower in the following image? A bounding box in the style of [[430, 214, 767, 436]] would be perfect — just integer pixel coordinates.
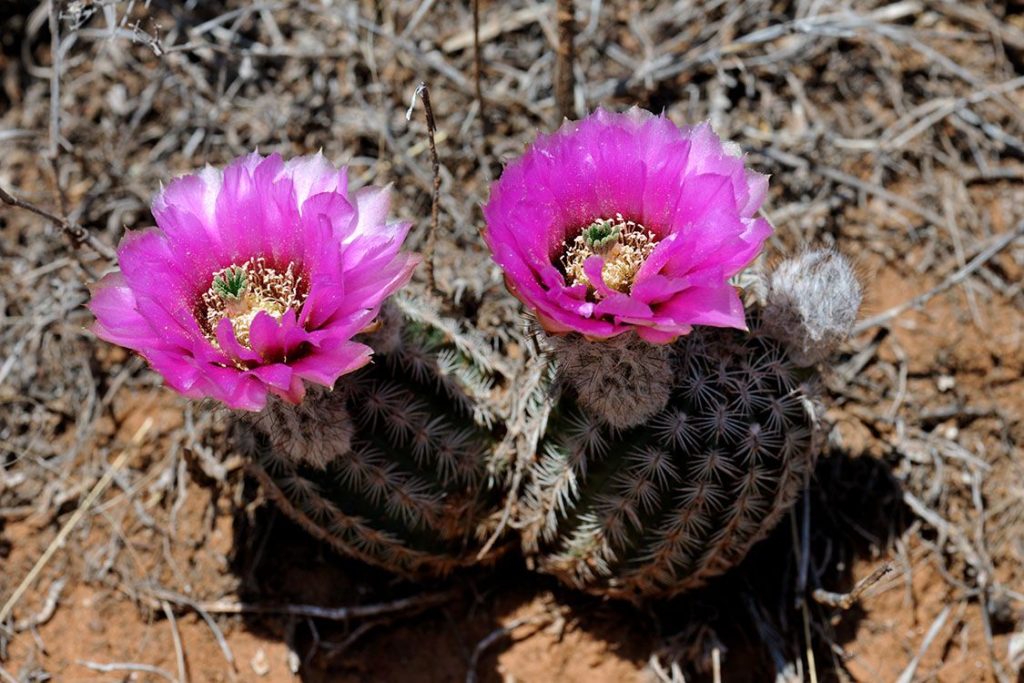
[[89, 152, 419, 411], [483, 108, 771, 343]]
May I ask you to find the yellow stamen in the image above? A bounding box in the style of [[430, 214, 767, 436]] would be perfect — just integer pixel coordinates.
[[561, 214, 658, 296], [199, 257, 305, 348]]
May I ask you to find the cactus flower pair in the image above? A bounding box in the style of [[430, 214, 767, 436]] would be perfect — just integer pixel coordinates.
[[91, 109, 769, 410]]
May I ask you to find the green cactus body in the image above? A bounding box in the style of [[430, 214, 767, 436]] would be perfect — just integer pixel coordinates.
[[242, 316, 506, 578], [521, 314, 821, 600]]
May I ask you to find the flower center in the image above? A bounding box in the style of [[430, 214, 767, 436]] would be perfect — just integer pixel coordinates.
[[199, 257, 306, 348], [560, 214, 658, 296]]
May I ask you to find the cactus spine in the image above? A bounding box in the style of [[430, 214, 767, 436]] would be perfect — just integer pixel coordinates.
[[520, 313, 822, 599], [524, 313, 819, 598], [239, 300, 508, 578], [519, 253, 861, 600]]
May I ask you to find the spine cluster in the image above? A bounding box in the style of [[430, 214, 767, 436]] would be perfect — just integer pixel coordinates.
[[520, 314, 823, 600], [239, 320, 504, 578]]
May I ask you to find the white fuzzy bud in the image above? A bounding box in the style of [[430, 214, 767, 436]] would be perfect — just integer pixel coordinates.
[[550, 332, 674, 429], [762, 249, 862, 365]]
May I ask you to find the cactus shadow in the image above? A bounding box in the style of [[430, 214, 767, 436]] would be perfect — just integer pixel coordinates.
[[227, 473, 654, 681], [227, 448, 908, 682], [228, 476, 527, 683], [545, 446, 912, 682]]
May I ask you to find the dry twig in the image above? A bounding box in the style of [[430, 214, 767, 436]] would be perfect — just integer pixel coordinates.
[[813, 563, 894, 610], [0, 185, 115, 260], [894, 606, 952, 683], [144, 584, 456, 623], [79, 660, 177, 682], [554, 0, 576, 120], [406, 82, 442, 293], [465, 612, 554, 683]]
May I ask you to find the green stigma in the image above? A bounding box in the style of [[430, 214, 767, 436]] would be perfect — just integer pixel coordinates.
[[582, 219, 621, 250], [212, 266, 248, 300]]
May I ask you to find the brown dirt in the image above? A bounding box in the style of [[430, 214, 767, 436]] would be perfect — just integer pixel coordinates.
[[2, 1, 1023, 682]]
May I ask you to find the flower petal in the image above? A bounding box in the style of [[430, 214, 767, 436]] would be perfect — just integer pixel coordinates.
[[88, 151, 417, 409], [483, 108, 770, 343]]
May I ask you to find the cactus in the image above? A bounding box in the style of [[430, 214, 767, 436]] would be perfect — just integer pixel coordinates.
[[519, 254, 860, 600], [519, 313, 820, 599], [237, 299, 510, 578]]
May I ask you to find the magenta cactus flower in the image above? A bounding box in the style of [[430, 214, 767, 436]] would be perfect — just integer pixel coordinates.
[[483, 108, 772, 343], [89, 152, 419, 411]]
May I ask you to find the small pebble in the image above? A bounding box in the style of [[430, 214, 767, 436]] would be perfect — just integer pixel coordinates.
[[251, 648, 270, 677]]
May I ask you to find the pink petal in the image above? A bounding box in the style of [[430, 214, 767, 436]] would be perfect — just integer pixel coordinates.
[[483, 108, 770, 341], [215, 318, 262, 365], [291, 339, 373, 387], [88, 273, 167, 350], [592, 293, 652, 319], [583, 255, 617, 299], [87, 150, 416, 410], [653, 285, 747, 330], [636, 325, 689, 344]]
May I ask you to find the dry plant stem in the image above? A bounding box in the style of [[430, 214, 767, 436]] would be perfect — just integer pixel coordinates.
[[813, 563, 894, 610], [894, 606, 952, 683], [465, 613, 552, 683], [416, 82, 442, 293], [473, 0, 485, 137], [192, 591, 455, 621], [554, 0, 576, 120], [79, 661, 177, 682], [475, 344, 551, 561], [135, 586, 237, 677], [47, 1, 62, 162], [161, 600, 189, 683], [475, 459, 522, 560], [47, 0, 70, 221], [790, 508, 819, 683], [11, 578, 65, 633], [0, 185, 115, 260]]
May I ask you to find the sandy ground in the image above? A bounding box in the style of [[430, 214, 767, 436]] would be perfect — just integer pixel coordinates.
[[1, 1, 1023, 681]]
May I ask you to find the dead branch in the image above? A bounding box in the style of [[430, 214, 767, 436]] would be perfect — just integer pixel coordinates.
[[813, 563, 894, 610], [554, 0, 576, 120]]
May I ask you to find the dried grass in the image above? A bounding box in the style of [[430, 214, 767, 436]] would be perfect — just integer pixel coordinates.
[[1, 0, 1022, 681]]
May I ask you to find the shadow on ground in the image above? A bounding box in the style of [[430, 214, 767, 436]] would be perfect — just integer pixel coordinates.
[[228, 446, 909, 682]]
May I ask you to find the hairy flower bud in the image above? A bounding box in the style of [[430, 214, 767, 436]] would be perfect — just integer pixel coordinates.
[[550, 332, 673, 429], [239, 386, 355, 470], [762, 249, 862, 365]]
